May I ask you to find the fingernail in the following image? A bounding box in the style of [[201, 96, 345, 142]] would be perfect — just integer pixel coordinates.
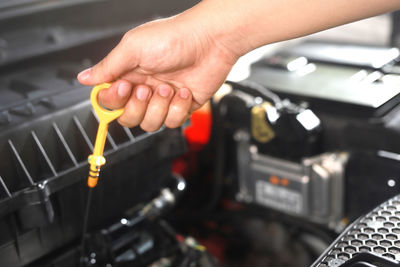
[[158, 84, 172, 98], [118, 83, 131, 98], [77, 68, 91, 81], [136, 86, 150, 101], [179, 88, 190, 100]]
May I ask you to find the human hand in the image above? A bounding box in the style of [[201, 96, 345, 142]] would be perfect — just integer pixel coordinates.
[[77, 14, 239, 132], [77, 0, 400, 132]]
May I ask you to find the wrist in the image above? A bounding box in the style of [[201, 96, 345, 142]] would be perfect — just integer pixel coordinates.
[[177, 0, 256, 62]]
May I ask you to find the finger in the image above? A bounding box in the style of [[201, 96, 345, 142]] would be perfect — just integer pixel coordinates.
[[98, 79, 132, 110], [118, 85, 152, 128], [140, 84, 174, 132], [77, 31, 138, 85], [164, 88, 192, 128]]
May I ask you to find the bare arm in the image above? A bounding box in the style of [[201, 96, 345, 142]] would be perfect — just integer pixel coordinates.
[[191, 0, 400, 56]]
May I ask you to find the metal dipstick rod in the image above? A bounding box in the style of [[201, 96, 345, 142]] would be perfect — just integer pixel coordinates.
[[80, 83, 124, 264]]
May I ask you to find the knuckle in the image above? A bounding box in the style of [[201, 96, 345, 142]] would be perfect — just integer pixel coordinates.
[[124, 103, 145, 124], [118, 109, 142, 128], [163, 104, 188, 128], [117, 117, 134, 128], [140, 124, 156, 132], [165, 119, 179, 129], [122, 30, 134, 43], [165, 111, 184, 129], [94, 59, 114, 82], [102, 58, 116, 81], [120, 114, 141, 128], [140, 120, 160, 132], [169, 104, 185, 115]]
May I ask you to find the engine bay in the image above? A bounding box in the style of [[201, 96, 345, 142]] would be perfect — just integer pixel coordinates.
[[1, 1, 400, 267]]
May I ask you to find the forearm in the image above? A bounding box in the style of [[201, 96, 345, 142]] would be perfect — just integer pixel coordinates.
[[182, 0, 400, 57]]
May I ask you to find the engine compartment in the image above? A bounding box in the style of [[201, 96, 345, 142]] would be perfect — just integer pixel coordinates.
[[2, 1, 400, 267]]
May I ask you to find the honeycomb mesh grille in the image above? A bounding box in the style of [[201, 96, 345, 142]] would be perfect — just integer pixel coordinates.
[[316, 195, 400, 267]]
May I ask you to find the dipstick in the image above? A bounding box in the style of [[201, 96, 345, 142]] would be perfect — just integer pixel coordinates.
[[81, 83, 124, 263]]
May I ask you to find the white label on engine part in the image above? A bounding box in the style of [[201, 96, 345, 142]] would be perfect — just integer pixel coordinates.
[[255, 180, 303, 214]]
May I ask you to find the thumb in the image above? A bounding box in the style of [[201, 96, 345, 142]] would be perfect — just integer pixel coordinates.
[[77, 32, 138, 85]]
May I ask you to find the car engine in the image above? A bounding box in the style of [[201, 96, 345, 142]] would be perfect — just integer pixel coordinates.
[[1, 1, 400, 267]]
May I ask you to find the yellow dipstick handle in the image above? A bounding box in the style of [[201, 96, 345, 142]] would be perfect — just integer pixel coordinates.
[[87, 83, 124, 188]]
